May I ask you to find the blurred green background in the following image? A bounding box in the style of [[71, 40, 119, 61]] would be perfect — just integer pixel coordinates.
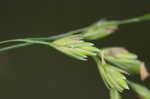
[[0, 0, 150, 99]]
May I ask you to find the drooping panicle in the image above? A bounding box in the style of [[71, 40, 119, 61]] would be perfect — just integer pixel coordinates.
[[52, 35, 100, 61], [101, 47, 146, 74], [82, 20, 118, 40], [93, 56, 129, 92]]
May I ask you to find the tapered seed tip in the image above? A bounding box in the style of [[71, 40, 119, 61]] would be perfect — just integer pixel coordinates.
[[140, 62, 150, 81]]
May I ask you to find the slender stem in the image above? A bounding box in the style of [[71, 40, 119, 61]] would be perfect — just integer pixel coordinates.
[[0, 39, 56, 51], [118, 13, 150, 25], [27, 27, 88, 41], [0, 27, 88, 51], [3, 39, 52, 45], [0, 43, 32, 51]]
